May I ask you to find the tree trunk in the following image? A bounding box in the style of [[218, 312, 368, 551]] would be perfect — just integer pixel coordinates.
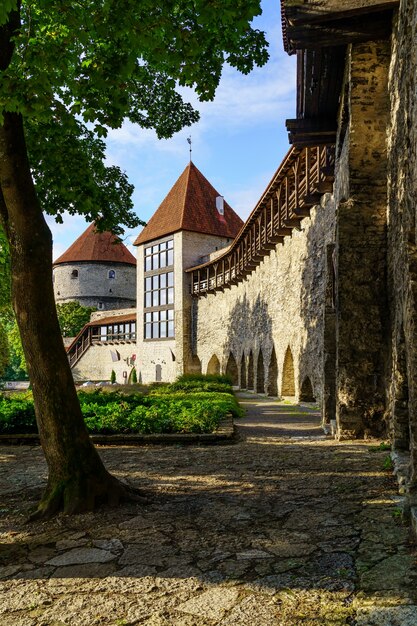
[[0, 112, 144, 518]]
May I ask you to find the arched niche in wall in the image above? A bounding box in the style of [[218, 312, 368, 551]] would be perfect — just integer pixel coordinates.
[[225, 353, 239, 386], [300, 376, 316, 402], [187, 354, 202, 375], [247, 351, 254, 390], [267, 347, 278, 396], [281, 346, 295, 396], [207, 354, 220, 376], [240, 354, 247, 389], [256, 349, 265, 393]]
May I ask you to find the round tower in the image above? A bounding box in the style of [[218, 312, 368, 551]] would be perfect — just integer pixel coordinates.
[[53, 223, 136, 311]]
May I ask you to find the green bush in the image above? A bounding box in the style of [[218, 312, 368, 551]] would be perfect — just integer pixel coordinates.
[[0, 394, 37, 433], [0, 387, 240, 435], [150, 373, 233, 395]]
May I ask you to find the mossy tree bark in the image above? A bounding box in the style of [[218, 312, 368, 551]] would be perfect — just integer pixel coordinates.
[[0, 113, 142, 519]]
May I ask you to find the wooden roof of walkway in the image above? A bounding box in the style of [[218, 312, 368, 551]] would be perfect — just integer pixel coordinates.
[[187, 144, 335, 296]]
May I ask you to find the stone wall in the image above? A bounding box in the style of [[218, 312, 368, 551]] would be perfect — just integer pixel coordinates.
[[135, 231, 232, 384], [387, 1, 417, 500], [193, 194, 336, 402], [53, 262, 136, 310], [333, 40, 391, 438], [71, 342, 137, 383]]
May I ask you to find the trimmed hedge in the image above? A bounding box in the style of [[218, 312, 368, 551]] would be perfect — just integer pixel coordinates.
[[0, 378, 241, 435]]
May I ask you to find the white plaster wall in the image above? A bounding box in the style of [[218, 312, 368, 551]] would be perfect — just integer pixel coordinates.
[[71, 342, 137, 383]]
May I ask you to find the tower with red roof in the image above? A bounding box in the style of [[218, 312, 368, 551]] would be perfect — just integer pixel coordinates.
[[53, 223, 137, 312], [134, 161, 243, 383]]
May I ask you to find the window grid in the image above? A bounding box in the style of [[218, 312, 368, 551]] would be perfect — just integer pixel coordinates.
[[144, 239, 174, 271], [144, 271, 174, 308], [144, 309, 174, 339]]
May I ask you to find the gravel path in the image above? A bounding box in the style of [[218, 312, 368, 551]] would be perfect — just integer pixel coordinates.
[[0, 394, 416, 625]]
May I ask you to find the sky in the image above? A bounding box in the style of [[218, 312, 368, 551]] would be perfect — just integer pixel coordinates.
[[48, 1, 297, 261]]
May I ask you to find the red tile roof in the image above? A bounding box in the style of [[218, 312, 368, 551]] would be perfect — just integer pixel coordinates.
[[134, 162, 243, 245], [54, 223, 136, 266]]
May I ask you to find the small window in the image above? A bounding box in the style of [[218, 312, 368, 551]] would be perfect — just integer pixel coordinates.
[[97, 302, 104, 310], [108, 270, 116, 279], [71, 269, 79, 278]]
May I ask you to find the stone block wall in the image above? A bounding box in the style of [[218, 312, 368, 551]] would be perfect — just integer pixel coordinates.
[[135, 231, 232, 384], [193, 194, 336, 403], [333, 40, 391, 438], [53, 262, 136, 310], [387, 1, 417, 499]]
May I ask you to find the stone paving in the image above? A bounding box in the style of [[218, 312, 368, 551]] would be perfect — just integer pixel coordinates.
[[0, 394, 417, 625]]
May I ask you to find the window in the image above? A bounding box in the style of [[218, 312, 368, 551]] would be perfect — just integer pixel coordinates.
[[96, 321, 136, 342], [71, 269, 79, 278], [144, 239, 174, 271], [97, 302, 104, 310], [108, 270, 116, 279], [144, 271, 174, 308], [144, 309, 174, 339]]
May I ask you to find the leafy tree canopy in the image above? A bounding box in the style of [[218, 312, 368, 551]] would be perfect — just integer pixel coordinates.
[[0, 0, 268, 233], [56, 301, 96, 337]]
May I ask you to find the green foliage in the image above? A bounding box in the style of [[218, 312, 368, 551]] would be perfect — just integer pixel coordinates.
[[368, 441, 391, 453], [383, 455, 394, 471], [0, 389, 241, 434], [0, 322, 9, 378], [1, 1, 268, 233], [0, 393, 36, 432], [56, 301, 96, 337], [110, 370, 116, 384], [131, 368, 137, 384], [151, 373, 234, 395]]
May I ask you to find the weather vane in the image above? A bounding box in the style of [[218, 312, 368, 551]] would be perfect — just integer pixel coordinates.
[[187, 136, 192, 161]]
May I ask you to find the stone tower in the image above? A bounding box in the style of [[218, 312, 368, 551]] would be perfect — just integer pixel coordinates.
[[53, 223, 137, 311], [134, 161, 243, 383]]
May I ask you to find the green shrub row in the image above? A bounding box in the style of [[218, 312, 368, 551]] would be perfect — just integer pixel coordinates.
[[150, 373, 233, 395], [0, 386, 241, 435]]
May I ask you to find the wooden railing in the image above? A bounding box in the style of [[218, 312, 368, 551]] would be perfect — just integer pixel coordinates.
[[187, 144, 335, 295], [67, 326, 136, 367]]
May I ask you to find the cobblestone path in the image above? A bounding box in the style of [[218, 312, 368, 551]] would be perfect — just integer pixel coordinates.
[[1, 395, 417, 625]]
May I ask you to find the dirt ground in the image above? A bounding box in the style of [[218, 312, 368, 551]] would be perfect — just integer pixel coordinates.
[[0, 394, 416, 625]]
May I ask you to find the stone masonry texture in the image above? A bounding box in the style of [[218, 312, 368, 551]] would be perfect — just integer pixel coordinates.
[[0, 397, 416, 625]]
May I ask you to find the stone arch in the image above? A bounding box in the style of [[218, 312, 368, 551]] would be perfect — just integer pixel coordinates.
[[256, 349, 265, 393], [207, 354, 220, 376], [186, 354, 202, 375], [267, 347, 278, 396], [300, 376, 316, 402], [282, 346, 295, 396], [240, 354, 247, 389], [247, 351, 254, 390], [225, 353, 239, 386]]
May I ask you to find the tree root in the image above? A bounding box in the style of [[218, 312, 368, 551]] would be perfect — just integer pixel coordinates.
[[27, 472, 149, 522]]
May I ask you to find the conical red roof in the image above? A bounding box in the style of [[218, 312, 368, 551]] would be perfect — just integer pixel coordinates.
[[54, 223, 136, 266], [134, 162, 243, 245]]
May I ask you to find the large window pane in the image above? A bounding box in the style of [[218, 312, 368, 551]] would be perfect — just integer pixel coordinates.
[[168, 271, 174, 286], [168, 288, 174, 304], [167, 249, 174, 265]]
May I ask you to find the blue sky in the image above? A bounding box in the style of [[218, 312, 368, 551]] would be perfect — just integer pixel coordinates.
[[49, 1, 296, 260]]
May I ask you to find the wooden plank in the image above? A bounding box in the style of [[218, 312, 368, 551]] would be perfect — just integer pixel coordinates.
[[284, 1, 398, 24]]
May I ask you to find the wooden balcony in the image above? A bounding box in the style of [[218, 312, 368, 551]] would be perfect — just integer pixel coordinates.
[[187, 144, 335, 297]]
